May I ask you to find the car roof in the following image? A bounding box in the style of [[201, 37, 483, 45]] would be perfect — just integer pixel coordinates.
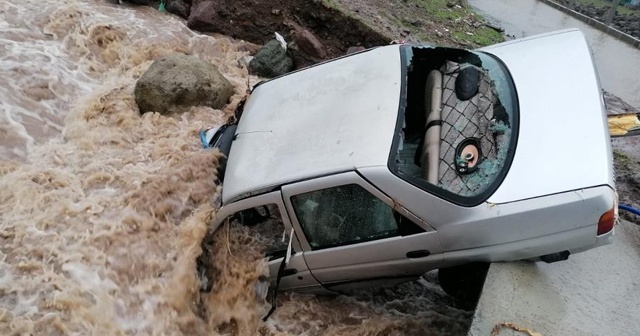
[[222, 45, 403, 204]]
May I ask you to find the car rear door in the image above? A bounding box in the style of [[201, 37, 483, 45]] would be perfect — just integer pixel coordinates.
[[282, 172, 443, 292]]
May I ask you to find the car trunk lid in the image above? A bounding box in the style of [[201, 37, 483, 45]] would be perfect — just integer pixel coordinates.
[[480, 29, 614, 203]]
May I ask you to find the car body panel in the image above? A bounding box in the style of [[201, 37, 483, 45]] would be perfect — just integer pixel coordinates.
[[360, 166, 615, 253], [267, 255, 323, 293], [439, 224, 604, 269], [433, 187, 615, 252], [479, 29, 615, 203], [221, 46, 402, 204], [281, 172, 442, 289]]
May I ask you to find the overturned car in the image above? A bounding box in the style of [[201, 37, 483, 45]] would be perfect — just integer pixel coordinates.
[[199, 29, 617, 300]]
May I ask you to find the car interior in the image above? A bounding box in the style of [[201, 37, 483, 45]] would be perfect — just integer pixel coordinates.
[[396, 46, 514, 198], [290, 184, 423, 249]]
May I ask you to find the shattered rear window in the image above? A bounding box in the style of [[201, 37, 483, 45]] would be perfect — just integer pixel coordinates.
[[390, 46, 519, 206]]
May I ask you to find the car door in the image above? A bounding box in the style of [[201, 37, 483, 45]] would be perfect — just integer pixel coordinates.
[[282, 172, 443, 292], [212, 191, 322, 293]]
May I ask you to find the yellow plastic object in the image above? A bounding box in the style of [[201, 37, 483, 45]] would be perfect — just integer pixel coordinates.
[[608, 114, 640, 137]]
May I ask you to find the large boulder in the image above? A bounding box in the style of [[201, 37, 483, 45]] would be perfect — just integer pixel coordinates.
[[135, 54, 234, 114], [248, 40, 294, 78], [166, 0, 191, 19], [187, 1, 219, 31], [292, 28, 326, 59]]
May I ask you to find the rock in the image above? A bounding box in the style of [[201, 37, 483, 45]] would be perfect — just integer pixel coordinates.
[[166, 0, 191, 19], [135, 54, 234, 114], [248, 40, 294, 78], [187, 0, 219, 31], [293, 28, 326, 59], [345, 46, 366, 55]]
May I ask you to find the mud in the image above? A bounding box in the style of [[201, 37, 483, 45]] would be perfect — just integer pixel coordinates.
[[608, 92, 640, 224], [186, 0, 389, 68], [130, 0, 503, 69]]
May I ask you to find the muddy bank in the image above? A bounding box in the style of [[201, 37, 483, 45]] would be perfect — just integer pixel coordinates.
[[326, 0, 504, 48], [187, 0, 395, 68], [157, 0, 389, 69], [119, 0, 504, 69], [614, 148, 640, 222], [607, 91, 640, 223]]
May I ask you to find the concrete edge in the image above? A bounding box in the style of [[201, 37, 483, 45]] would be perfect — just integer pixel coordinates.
[[467, 220, 640, 335], [538, 0, 640, 49]]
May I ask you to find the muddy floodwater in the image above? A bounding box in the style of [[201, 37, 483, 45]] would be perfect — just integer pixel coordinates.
[[470, 0, 640, 109], [0, 0, 472, 335]]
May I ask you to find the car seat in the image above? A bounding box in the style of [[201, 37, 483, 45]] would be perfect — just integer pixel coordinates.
[[422, 61, 510, 196]]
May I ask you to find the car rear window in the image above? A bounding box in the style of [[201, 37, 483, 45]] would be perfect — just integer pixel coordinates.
[[389, 46, 519, 206]]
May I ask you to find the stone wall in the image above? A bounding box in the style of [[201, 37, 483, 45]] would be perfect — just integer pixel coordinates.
[[557, 1, 640, 39], [541, 0, 640, 48]]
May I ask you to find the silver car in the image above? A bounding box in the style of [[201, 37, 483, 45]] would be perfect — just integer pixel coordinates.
[[199, 28, 617, 300]]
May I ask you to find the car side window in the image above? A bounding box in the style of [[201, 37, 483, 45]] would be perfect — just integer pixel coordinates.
[[232, 204, 289, 259], [290, 184, 424, 250]]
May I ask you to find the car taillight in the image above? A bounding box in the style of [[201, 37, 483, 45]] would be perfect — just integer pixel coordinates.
[[597, 207, 616, 235]]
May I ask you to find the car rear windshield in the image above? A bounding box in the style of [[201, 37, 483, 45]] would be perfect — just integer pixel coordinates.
[[389, 46, 519, 206]]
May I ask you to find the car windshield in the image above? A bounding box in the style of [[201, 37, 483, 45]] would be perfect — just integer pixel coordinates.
[[389, 46, 519, 206]]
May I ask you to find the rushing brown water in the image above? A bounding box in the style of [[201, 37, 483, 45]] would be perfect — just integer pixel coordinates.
[[0, 0, 473, 335]]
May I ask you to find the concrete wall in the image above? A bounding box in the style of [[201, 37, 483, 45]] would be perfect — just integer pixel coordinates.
[[539, 0, 640, 48]]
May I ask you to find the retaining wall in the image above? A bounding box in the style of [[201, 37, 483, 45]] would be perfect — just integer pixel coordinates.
[[539, 0, 640, 48]]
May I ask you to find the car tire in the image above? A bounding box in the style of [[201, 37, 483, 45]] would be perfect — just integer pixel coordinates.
[[438, 262, 490, 302]]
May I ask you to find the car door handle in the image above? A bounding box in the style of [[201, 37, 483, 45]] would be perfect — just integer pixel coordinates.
[[406, 250, 431, 258], [282, 268, 298, 276]]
